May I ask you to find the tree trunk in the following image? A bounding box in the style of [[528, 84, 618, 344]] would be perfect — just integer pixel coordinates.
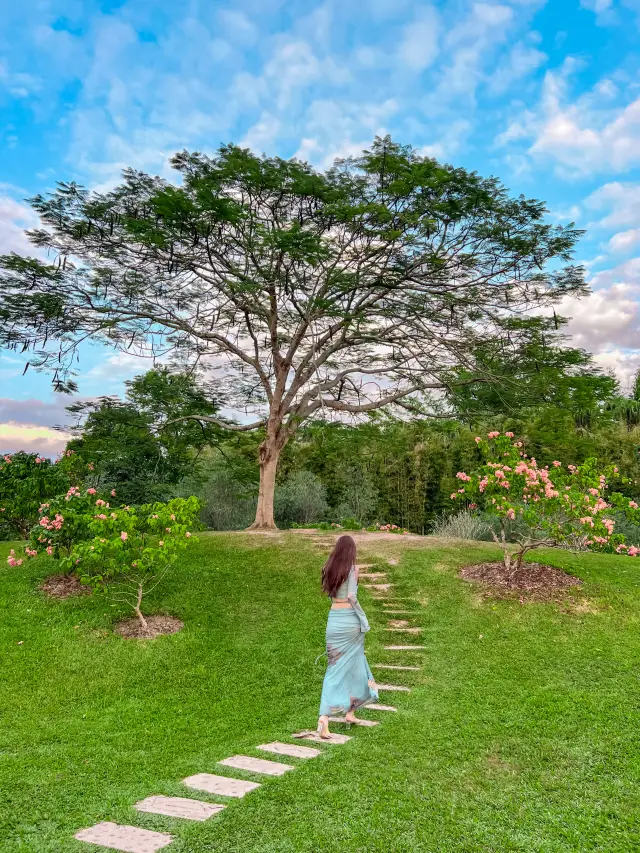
[[248, 433, 286, 530], [134, 583, 149, 631]]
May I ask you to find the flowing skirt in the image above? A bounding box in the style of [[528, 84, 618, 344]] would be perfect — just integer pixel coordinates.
[[319, 608, 379, 716]]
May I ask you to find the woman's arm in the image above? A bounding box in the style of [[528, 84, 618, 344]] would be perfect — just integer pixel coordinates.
[[347, 567, 370, 633]]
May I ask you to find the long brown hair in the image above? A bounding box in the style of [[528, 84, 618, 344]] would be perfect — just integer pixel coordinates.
[[322, 534, 356, 596]]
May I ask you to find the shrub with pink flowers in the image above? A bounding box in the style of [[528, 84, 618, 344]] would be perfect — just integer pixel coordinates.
[[0, 451, 79, 540], [453, 432, 640, 573], [59, 496, 200, 629]]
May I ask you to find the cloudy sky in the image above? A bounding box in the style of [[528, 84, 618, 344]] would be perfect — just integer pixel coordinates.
[[1, 0, 640, 454]]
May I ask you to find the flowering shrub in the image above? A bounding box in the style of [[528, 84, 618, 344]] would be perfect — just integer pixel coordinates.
[[453, 432, 640, 572], [27, 486, 115, 562], [60, 496, 200, 629], [0, 452, 75, 539]]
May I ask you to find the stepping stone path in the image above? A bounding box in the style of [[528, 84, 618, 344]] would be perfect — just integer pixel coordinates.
[[183, 774, 261, 798], [135, 796, 224, 822], [219, 755, 294, 776], [329, 716, 379, 727], [257, 742, 320, 759], [72, 561, 422, 851], [387, 627, 422, 634], [75, 823, 172, 853], [355, 564, 374, 570], [292, 731, 351, 744]]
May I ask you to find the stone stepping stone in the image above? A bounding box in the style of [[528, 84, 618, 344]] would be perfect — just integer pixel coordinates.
[[373, 664, 420, 671], [362, 583, 393, 591], [183, 773, 261, 798], [135, 795, 224, 822], [358, 572, 387, 580], [386, 627, 422, 634], [355, 563, 374, 570], [75, 822, 172, 853], [257, 742, 321, 759], [387, 619, 410, 627], [366, 703, 397, 711], [218, 755, 294, 776], [383, 610, 415, 615], [385, 645, 425, 651], [377, 683, 411, 692], [328, 716, 379, 727], [292, 731, 351, 744]]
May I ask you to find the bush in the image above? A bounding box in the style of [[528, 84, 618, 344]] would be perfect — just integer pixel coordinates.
[[0, 452, 79, 539], [275, 470, 329, 526], [431, 510, 491, 541], [176, 462, 256, 530], [334, 466, 379, 525]]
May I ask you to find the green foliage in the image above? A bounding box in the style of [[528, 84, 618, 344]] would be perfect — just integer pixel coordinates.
[[64, 496, 200, 627], [0, 451, 80, 539], [65, 367, 224, 504]]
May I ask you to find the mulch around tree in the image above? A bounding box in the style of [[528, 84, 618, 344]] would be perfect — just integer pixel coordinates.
[[40, 574, 91, 600], [115, 614, 184, 640], [459, 561, 582, 595]]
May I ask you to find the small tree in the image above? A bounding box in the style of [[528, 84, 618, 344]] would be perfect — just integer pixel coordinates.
[[275, 470, 328, 526], [60, 496, 200, 630], [0, 138, 587, 529], [453, 432, 640, 572]]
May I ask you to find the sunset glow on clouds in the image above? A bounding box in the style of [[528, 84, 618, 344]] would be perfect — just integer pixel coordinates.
[[2, 0, 640, 452]]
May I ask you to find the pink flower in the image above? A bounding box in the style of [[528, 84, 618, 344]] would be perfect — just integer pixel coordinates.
[[456, 472, 471, 481], [170, 514, 176, 521], [629, 501, 638, 510], [474, 437, 481, 443], [450, 493, 458, 500], [111, 489, 116, 497], [505, 431, 514, 438], [628, 546, 639, 557], [185, 532, 192, 538], [457, 489, 465, 494], [95, 499, 106, 507], [46, 546, 53, 556], [120, 531, 128, 541], [552, 460, 561, 467], [35, 457, 42, 464], [588, 488, 599, 496], [603, 518, 615, 534], [88, 462, 95, 471], [3, 455, 12, 463], [87, 488, 97, 495], [506, 508, 516, 520], [165, 527, 172, 532], [488, 431, 500, 439]]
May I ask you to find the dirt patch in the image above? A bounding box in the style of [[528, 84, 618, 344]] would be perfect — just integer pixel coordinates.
[[40, 574, 91, 600], [115, 614, 184, 640], [460, 561, 582, 594]]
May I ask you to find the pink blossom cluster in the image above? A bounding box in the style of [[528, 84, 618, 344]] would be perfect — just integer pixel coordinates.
[[3, 455, 12, 464], [616, 543, 640, 556], [456, 472, 471, 481], [7, 549, 22, 566], [39, 513, 64, 531]]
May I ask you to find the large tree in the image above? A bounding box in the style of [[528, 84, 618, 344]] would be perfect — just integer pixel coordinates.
[[0, 137, 586, 528]]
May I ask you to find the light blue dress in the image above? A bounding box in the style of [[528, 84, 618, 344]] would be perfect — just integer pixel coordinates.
[[319, 567, 379, 716]]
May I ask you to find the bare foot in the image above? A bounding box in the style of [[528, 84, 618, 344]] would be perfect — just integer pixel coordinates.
[[317, 715, 331, 739], [345, 711, 358, 724]]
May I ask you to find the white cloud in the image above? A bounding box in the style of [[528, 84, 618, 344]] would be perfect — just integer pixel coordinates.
[[584, 181, 640, 229], [608, 228, 640, 253], [398, 6, 440, 71], [0, 195, 38, 255], [0, 423, 69, 457], [240, 112, 282, 154], [418, 119, 472, 161], [580, 0, 614, 12], [529, 73, 640, 175], [489, 41, 547, 94], [217, 9, 259, 46]]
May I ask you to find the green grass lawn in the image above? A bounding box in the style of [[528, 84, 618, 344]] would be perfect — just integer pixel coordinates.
[[1, 532, 639, 852]]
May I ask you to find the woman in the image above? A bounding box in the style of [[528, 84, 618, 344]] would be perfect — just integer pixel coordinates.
[[317, 534, 378, 738]]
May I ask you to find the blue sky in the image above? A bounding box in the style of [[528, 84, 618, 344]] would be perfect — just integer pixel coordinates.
[[2, 0, 640, 454]]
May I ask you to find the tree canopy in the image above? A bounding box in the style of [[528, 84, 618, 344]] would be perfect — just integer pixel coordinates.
[[0, 136, 587, 527]]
